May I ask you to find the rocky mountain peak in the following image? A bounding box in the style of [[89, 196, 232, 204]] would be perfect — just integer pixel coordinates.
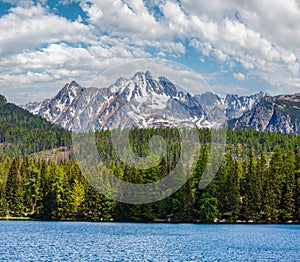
[[69, 80, 81, 87], [229, 93, 300, 134], [57, 81, 83, 99], [158, 76, 178, 98], [114, 77, 128, 88], [22, 72, 299, 134], [145, 71, 153, 80], [111, 71, 181, 101]]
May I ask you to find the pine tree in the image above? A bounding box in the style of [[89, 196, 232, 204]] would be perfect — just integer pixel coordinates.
[[280, 149, 296, 221], [295, 154, 300, 221], [0, 159, 8, 216], [256, 152, 268, 221], [198, 196, 218, 221], [241, 150, 261, 221], [36, 163, 53, 219], [70, 179, 85, 217], [263, 146, 283, 222], [22, 158, 41, 215], [51, 165, 66, 219], [5, 158, 23, 216], [218, 152, 241, 222]]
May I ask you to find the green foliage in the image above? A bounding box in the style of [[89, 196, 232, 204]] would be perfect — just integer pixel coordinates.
[[5, 158, 23, 216], [0, 100, 71, 156], [70, 179, 85, 214], [0, 127, 299, 223], [199, 197, 218, 221], [218, 152, 241, 221]]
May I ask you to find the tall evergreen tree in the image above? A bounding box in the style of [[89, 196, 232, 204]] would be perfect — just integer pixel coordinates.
[[262, 146, 283, 222], [280, 149, 296, 221], [241, 150, 261, 221], [218, 152, 241, 222], [5, 158, 23, 216]]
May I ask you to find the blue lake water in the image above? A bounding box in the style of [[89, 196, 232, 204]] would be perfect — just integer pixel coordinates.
[[0, 221, 299, 261]]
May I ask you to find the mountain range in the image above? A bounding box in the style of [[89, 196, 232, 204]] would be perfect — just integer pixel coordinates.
[[22, 71, 300, 134], [229, 93, 300, 133]]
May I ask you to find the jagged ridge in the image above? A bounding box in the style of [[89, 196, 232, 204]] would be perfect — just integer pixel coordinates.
[[229, 94, 300, 134], [22, 71, 269, 132]]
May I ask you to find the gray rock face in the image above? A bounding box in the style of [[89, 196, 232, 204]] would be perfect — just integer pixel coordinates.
[[224, 91, 266, 119], [192, 91, 267, 128], [23, 72, 206, 131], [22, 71, 269, 132], [229, 94, 300, 134]]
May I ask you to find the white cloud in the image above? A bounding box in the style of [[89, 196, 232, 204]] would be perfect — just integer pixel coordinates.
[[175, 0, 300, 93], [0, 5, 94, 56], [80, 2, 103, 23], [180, 0, 300, 54], [236, 0, 300, 52], [163, 1, 189, 36], [213, 49, 227, 62], [211, 84, 254, 97], [190, 15, 218, 42], [1, 0, 34, 8], [233, 72, 246, 81], [80, 0, 165, 38], [1, 0, 300, 104], [0, 42, 149, 82], [181, 0, 236, 18]]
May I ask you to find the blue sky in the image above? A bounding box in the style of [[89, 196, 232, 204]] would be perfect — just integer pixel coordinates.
[[0, 0, 299, 104]]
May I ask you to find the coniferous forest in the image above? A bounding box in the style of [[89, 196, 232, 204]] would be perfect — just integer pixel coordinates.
[[1, 97, 300, 223], [0, 124, 300, 223]]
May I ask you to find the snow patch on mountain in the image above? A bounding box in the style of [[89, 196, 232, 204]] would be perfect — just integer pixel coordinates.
[[22, 72, 266, 132]]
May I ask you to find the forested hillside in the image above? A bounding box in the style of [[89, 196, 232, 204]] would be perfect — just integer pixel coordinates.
[[0, 96, 71, 156], [0, 128, 299, 223]]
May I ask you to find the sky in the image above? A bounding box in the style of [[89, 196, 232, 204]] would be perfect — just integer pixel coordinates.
[[0, 0, 300, 104]]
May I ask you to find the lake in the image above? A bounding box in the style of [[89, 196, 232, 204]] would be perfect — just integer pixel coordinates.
[[0, 221, 299, 261]]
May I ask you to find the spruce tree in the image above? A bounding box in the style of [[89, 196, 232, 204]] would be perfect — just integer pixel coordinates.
[[5, 158, 23, 216]]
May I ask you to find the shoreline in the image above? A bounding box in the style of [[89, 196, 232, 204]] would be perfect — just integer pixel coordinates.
[[1, 217, 299, 225]]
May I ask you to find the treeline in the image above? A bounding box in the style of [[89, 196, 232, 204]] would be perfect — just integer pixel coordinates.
[[0, 99, 71, 156], [0, 128, 299, 223]]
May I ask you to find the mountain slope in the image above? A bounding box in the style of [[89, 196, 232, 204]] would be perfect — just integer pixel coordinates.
[[224, 91, 266, 119], [229, 94, 300, 134], [23, 71, 266, 132], [92, 71, 207, 130], [24, 72, 208, 131], [0, 96, 70, 155], [194, 91, 266, 124]]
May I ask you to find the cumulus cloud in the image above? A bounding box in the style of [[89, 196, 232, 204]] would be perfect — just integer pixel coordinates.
[[233, 72, 246, 81], [236, 0, 300, 52], [180, 0, 300, 93], [1, 0, 34, 8], [1, 0, 300, 103], [80, 0, 165, 38], [0, 5, 94, 57]]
